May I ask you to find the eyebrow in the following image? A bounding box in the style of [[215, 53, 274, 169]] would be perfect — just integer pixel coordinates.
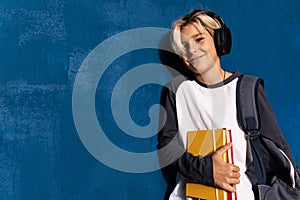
[[181, 33, 203, 44], [190, 33, 202, 38]]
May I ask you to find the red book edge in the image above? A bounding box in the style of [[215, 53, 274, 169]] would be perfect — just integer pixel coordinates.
[[227, 129, 237, 200]]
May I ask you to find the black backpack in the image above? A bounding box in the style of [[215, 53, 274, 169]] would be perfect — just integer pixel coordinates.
[[236, 75, 300, 200]]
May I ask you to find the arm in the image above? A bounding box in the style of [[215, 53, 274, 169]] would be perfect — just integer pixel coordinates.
[[257, 84, 299, 172]]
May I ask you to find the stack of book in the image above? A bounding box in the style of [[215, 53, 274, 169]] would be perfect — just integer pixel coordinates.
[[186, 128, 236, 200]]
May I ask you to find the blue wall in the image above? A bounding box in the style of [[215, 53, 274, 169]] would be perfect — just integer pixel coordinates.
[[0, 0, 299, 199]]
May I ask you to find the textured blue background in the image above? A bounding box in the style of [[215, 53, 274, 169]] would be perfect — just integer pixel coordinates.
[[0, 0, 299, 199]]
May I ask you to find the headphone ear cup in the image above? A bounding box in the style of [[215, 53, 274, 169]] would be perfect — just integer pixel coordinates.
[[214, 26, 232, 56]]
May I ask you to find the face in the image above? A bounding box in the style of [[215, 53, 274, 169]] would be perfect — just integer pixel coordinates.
[[180, 22, 220, 76]]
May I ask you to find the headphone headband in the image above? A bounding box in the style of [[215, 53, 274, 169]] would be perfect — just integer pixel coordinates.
[[189, 10, 226, 27]]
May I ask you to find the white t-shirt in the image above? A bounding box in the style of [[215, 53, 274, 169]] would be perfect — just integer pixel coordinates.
[[169, 76, 254, 200]]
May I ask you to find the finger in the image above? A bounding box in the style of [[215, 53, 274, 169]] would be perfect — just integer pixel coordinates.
[[230, 171, 241, 179], [224, 174, 240, 184], [230, 164, 240, 172], [231, 184, 237, 190], [215, 143, 232, 156], [230, 178, 240, 185], [222, 183, 237, 193]]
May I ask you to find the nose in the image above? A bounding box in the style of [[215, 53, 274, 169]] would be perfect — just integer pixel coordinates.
[[185, 41, 199, 58]]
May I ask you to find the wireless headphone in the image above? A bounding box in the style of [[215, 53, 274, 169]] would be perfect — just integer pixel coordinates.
[[185, 10, 232, 56]]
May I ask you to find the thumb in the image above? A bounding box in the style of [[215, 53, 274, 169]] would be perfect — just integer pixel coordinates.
[[215, 142, 231, 156]]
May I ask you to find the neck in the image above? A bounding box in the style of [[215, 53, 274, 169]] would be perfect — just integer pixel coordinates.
[[195, 63, 225, 85]]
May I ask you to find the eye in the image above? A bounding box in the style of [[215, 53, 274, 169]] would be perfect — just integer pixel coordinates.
[[195, 37, 204, 43]]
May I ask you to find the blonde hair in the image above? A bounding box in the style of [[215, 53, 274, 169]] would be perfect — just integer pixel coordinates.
[[170, 11, 222, 56]]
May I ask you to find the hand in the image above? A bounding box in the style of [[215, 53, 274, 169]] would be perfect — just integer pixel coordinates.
[[212, 143, 240, 192]]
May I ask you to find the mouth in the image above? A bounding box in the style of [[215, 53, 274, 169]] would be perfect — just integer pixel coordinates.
[[189, 54, 205, 64]]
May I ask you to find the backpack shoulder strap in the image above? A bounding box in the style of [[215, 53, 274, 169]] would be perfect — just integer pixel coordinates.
[[236, 74, 266, 185], [236, 74, 264, 134]]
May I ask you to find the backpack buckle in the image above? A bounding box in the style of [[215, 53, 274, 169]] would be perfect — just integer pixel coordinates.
[[247, 130, 260, 140], [245, 117, 260, 140]]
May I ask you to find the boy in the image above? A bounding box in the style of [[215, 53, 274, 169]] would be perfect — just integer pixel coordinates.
[[157, 10, 297, 200]]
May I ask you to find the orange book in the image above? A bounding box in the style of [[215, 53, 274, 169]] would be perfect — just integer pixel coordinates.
[[186, 128, 235, 200]]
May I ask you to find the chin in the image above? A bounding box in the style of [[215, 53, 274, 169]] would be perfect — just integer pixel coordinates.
[[187, 63, 208, 75]]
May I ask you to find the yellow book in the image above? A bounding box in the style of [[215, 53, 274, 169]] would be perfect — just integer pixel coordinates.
[[186, 128, 235, 200]]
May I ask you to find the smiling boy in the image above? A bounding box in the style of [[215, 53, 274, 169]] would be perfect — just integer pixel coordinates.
[[157, 10, 297, 200]]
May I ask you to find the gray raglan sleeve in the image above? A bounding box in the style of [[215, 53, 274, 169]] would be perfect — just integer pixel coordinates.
[[257, 84, 299, 172]]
